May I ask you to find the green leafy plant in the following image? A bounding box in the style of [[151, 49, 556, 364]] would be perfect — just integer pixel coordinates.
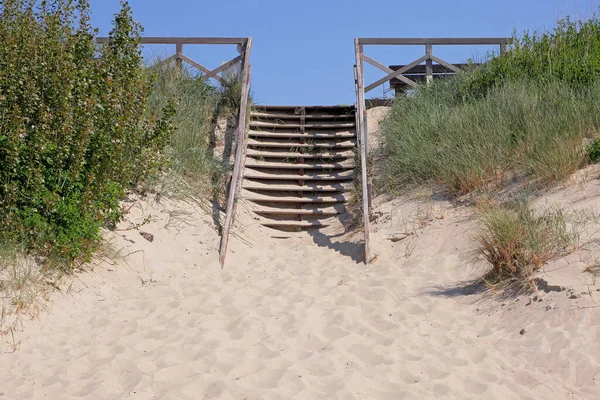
[[587, 138, 600, 163], [0, 0, 174, 265]]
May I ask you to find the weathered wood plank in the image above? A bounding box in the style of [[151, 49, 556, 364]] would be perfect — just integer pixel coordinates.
[[245, 160, 354, 170], [97, 37, 248, 45], [176, 43, 183, 72], [244, 171, 355, 180], [354, 38, 371, 264], [203, 55, 242, 81], [146, 54, 179, 70], [425, 44, 433, 85], [177, 54, 225, 83], [364, 55, 427, 93], [358, 37, 511, 45], [250, 121, 355, 129], [219, 38, 253, 267], [429, 54, 463, 73]]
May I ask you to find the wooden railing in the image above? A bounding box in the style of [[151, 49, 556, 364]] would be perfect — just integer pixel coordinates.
[[96, 36, 252, 268], [354, 37, 510, 263]]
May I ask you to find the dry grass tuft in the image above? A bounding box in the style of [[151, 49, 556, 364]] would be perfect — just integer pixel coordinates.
[[0, 242, 61, 351], [474, 198, 578, 293]]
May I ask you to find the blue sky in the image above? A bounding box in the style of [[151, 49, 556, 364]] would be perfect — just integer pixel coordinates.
[[90, 0, 600, 105]]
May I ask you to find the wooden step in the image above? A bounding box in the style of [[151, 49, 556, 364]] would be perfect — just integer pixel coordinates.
[[246, 149, 354, 159], [251, 112, 354, 120], [247, 139, 356, 149], [252, 206, 343, 216], [243, 181, 349, 192], [245, 160, 354, 170], [244, 170, 355, 181], [248, 130, 356, 139], [255, 105, 354, 112], [244, 193, 348, 204], [251, 121, 355, 129]]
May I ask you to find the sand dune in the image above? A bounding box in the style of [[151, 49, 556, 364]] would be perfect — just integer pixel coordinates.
[[3, 109, 600, 398], [2, 169, 600, 399]]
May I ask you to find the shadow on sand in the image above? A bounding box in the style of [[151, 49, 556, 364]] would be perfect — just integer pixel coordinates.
[[307, 226, 365, 264], [209, 111, 237, 232]]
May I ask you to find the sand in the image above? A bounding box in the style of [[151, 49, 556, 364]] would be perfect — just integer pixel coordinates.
[[3, 109, 600, 399]]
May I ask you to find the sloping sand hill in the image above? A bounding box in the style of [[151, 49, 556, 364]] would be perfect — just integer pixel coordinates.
[[3, 109, 600, 399]]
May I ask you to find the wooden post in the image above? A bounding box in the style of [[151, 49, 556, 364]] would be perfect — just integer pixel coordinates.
[[425, 44, 433, 85], [354, 38, 371, 264], [500, 42, 507, 55], [219, 38, 253, 268], [176, 42, 183, 73]]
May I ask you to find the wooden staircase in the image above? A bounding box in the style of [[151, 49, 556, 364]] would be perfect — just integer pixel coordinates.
[[241, 105, 357, 231]]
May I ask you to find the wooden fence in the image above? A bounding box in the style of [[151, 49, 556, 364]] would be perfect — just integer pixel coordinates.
[[354, 37, 510, 263], [96, 36, 252, 268]]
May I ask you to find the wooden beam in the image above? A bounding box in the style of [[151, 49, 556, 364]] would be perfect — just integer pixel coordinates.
[[96, 37, 248, 45], [219, 38, 253, 268], [203, 55, 242, 81], [358, 37, 511, 45], [429, 54, 462, 73], [365, 55, 427, 93], [363, 55, 420, 91], [425, 44, 433, 85], [177, 54, 224, 83], [146, 54, 178, 70], [176, 43, 183, 72], [354, 39, 371, 264]]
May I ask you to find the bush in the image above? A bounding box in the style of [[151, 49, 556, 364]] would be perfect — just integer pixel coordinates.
[[461, 13, 600, 98], [587, 138, 600, 163], [475, 199, 576, 292], [0, 0, 174, 265]]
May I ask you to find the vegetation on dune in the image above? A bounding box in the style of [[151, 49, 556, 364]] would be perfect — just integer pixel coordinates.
[[146, 62, 251, 207], [0, 0, 177, 266], [380, 13, 600, 196], [379, 12, 600, 292], [146, 63, 225, 202], [0, 0, 238, 275], [475, 199, 577, 293], [380, 79, 600, 194]]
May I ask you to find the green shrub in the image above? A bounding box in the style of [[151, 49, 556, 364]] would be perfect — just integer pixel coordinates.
[[587, 138, 600, 163], [0, 0, 174, 265], [460, 13, 600, 98]]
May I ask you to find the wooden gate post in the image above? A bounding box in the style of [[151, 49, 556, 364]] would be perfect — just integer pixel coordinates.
[[219, 38, 253, 268], [354, 38, 371, 264]]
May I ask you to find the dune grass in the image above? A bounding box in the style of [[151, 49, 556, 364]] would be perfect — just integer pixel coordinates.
[[146, 62, 252, 207], [475, 199, 578, 293], [378, 13, 600, 293], [380, 79, 600, 195], [380, 13, 600, 196]]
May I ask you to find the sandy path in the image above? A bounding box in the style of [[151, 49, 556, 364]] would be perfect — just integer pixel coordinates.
[[3, 187, 600, 399]]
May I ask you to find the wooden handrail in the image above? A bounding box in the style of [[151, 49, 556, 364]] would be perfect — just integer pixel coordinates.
[[356, 37, 510, 94], [354, 37, 511, 263], [358, 37, 511, 45], [96, 37, 247, 45]]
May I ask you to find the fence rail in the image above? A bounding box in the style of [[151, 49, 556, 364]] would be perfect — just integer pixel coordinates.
[[353, 37, 510, 263], [96, 36, 252, 268]]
